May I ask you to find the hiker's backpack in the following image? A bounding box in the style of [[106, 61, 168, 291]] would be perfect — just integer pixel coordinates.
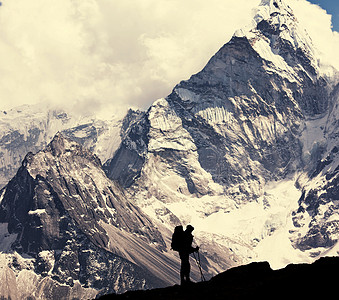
[[171, 225, 183, 251]]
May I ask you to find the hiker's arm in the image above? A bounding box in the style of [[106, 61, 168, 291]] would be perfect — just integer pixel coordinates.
[[189, 246, 199, 253]]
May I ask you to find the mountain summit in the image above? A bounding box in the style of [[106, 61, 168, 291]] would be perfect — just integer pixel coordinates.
[[237, 0, 319, 73]]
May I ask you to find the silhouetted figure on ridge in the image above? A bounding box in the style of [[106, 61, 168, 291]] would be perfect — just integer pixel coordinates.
[[171, 224, 199, 285]]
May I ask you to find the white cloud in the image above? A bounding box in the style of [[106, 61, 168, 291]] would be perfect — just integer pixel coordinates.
[[287, 0, 339, 72], [0, 0, 338, 115]]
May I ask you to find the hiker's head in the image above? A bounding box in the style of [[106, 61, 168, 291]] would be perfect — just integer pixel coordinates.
[[186, 225, 194, 232]]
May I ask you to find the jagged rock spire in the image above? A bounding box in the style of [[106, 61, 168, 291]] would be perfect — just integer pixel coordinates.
[[232, 0, 319, 82]]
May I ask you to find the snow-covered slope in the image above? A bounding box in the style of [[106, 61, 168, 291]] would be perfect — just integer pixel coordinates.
[[0, 103, 127, 188], [104, 0, 338, 271], [0, 133, 190, 298]]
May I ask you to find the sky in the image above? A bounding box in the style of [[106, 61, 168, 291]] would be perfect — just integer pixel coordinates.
[[0, 0, 338, 117]]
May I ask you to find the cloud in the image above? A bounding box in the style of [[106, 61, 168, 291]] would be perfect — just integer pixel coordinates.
[[0, 0, 338, 116], [287, 0, 339, 72], [0, 0, 260, 114]]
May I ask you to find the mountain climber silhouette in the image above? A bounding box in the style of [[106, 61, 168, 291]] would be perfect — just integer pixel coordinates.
[[171, 224, 199, 285]]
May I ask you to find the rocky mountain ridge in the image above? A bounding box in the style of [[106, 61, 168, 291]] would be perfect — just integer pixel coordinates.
[[0, 133, 185, 299], [0, 103, 129, 189], [291, 84, 339, 251]]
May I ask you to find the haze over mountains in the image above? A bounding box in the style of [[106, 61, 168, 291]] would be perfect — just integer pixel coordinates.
[[0, 0, 338, 298]]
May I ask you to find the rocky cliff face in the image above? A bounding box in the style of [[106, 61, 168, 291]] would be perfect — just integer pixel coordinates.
[[104, 0, 338, 270], [0, 133, 180, 298], [291, 83, 339, 251]]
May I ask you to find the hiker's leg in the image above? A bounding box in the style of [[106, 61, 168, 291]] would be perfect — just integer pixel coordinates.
[[182, 255, 190, 283], [186, 259, 191, 282], [180, 259, 185, 284]]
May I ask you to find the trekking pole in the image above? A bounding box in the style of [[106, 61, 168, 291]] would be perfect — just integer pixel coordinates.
[[193, 250, 206, 282], [197, 251, 206, 281]]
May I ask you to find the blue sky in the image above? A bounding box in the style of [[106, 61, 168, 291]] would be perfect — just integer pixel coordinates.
[[308, 0, 339, 31]]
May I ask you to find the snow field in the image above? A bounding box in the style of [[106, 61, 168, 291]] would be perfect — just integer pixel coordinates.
[[142, 177, 312, 270]]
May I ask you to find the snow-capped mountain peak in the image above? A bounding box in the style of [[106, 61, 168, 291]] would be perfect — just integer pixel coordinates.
[[104, 0, 336, 278], [234, 0, 318, 79], [236, 0, 295, 33]]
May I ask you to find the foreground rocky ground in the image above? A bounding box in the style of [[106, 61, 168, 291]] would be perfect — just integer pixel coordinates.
[[98, 256, 339, 299]]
